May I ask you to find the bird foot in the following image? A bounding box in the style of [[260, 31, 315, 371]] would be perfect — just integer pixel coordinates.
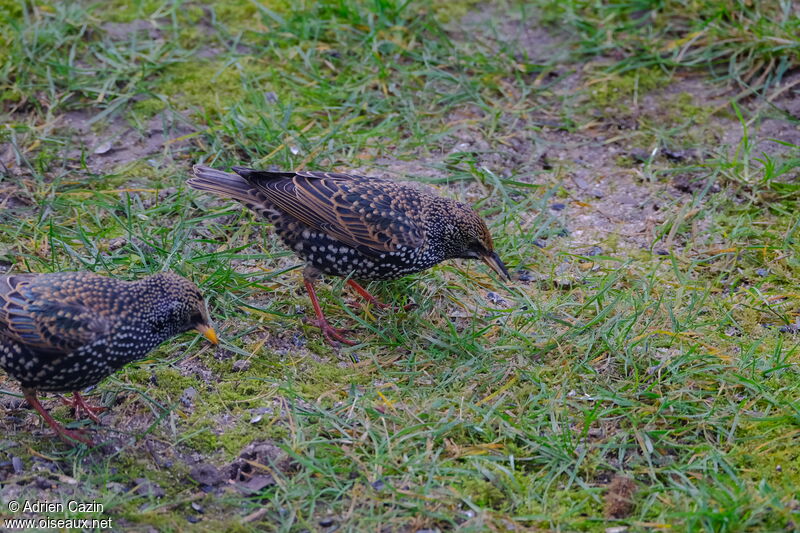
[[24, 391, 94, 446], [59, 393, 106, 424], [55, 426, 94, 446], [345, 280, 415, 312], [305, 318, 357, 346]]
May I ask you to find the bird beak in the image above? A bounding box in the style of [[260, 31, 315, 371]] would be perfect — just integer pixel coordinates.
[[481, 251, 510, 281], [196, 324, 219, 345]]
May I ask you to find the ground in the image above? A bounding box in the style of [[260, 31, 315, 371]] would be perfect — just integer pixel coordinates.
[[1, 0, 799, 531]]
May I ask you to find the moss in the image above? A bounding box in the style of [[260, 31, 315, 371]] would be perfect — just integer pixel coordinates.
[[430, 0, 484, 23], [177, 4, 205, 25], [112, 160, 161, 181], [589, 67, 668, 111], [149, 367, 199, 399], [456, 478, 506, 508], [177, 26, 202, 49], [733, 423, 800, 491], [212, 0, 292, 29], [95, 0, 163, 23], [296, 362, 364, 399], [669, 91, 713, 124], [0, 0, 25, 62], [218, 422, 288, 455], [131, 97, 167, 118], [615, 154, 635, 168], [154, 60, 246, 117]]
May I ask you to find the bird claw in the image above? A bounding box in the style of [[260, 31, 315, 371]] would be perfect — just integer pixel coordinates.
[[399, 301, 417, 312], [305, 318, 357, 346], [58, 427, 94, 446], [59, 394, 106, 424]]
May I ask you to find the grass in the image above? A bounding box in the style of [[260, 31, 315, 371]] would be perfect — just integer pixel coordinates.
[[1, 0, 799, 531]]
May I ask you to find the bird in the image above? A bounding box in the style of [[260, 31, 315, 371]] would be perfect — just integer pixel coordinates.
[[187, 165, 509, 346], [0, 271, 218, 445]]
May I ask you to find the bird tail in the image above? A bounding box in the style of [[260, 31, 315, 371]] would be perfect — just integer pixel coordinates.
[[187, 165, 273, 216], [188, 165, 253, 200]]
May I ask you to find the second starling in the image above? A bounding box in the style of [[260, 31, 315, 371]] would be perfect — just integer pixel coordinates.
[[188, 165, 509, 345], [0, 272, 218, 445]]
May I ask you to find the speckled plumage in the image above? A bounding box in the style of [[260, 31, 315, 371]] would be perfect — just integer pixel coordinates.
[[0, 272, 216, 444], [188, 165, 508, 345]]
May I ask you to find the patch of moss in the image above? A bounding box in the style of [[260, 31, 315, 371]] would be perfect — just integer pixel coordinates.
[[0, 0, 25, 62], [131, 97, 167, 118], [94, 0, 163, 23], [112, 160, 162, 181], [668, 91, 713, 124], [149, 367, 199, 399], [734, 423, 800, 492], [456, 477, 506, 508], [154, 60, 246, 117], [589, 67, 668, 111], [430, 0, 484, 23], [218, 422, 288, 455], [296, 362, 363, 399]]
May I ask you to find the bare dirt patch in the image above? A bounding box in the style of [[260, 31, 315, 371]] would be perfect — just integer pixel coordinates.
[[59, 110, 196, 174]]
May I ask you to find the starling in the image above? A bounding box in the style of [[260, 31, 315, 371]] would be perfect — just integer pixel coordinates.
[[0, 272, 218, 445], [188, 165, 509, 345]]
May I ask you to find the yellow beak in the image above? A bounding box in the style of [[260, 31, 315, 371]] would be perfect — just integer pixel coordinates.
[[481, 252, 511, 281], [196, 324, 219, 345]]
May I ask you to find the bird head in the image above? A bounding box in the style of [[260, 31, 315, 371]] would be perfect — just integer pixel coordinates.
[[449, 206, 510, 281], [145, 274, 218, 345]]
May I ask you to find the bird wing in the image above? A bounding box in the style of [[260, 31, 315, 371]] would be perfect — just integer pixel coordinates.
[[0, 275, 112, 355], [233, 168, 425, 255]]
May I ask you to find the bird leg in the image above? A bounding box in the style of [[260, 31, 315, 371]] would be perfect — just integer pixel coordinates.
[[303, 278, 356, 346], [346, 280, 416, 312], [23, 390, 92, 446], [59, 392, 106, 424]]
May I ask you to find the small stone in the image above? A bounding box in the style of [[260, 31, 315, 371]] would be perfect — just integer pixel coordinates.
[[190, 464, 222, 486], [11, 456, 23, 474], [181, 387, 197, 407], [232, 359, 251, 372], [550, 202, 566, 211], [755, 268, 769, 277], [655, 249, 669, 256], [94, 141, 113, 155], [240, 475, 275, 494], [191, 502, 204, 513], [35, 476, 53, 489], [106, 237, 127, 251], [584, 246, 603, 257], [516, 270, 534, 282], [107, 482, 126, 494], [133, 478, 165, 498], [630, 148, 650, 162], [371, 479, 386, 490], [532, 238, 547, 248], [486, 292, 506, 305], [187, 515, 201, 524], [319, 517, 335, 527]]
